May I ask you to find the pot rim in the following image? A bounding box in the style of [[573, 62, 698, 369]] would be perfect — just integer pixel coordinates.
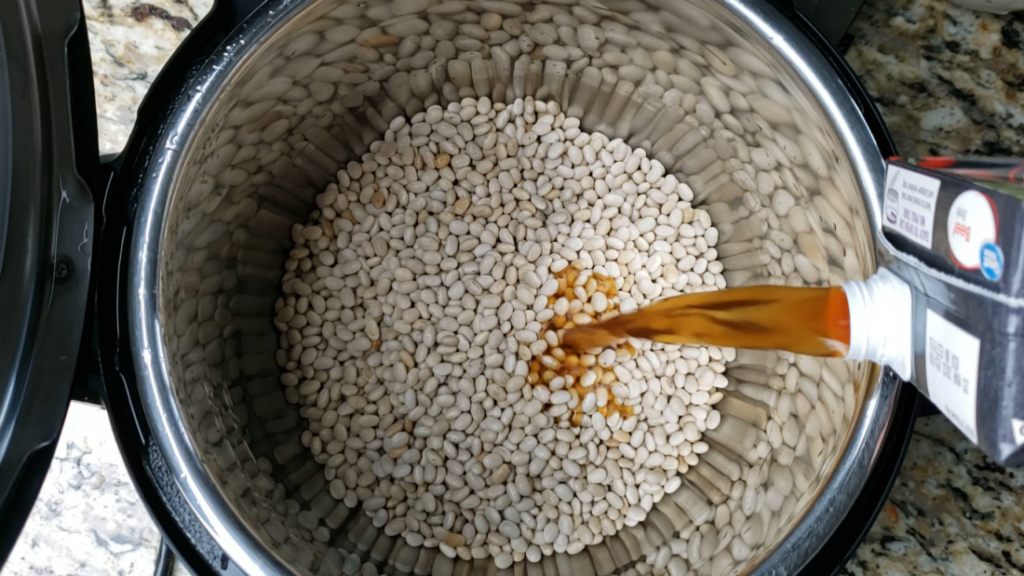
[[128, 0, 898, 574]]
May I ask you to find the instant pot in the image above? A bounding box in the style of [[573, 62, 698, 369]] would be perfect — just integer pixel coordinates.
[[0, 0, 928, 574]]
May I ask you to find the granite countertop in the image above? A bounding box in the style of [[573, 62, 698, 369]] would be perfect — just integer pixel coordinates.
[[846, 0, 1024, 158], [3, 0, 1023, 574], [86, 0, 212, 154]]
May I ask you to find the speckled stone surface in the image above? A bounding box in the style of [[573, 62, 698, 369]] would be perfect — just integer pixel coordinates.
[[845, 0, 1024, 158], [839, 417, 1024, 576], [85, 0, 213, 154], [2, 403, 189, 576], [3, 0, 1023, 575]]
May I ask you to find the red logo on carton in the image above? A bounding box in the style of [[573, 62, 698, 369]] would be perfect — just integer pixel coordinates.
[[952, 222, 971, 243], [947, 190, 997, 271]]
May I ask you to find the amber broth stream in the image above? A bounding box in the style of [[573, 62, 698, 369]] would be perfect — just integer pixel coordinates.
[[562, 285, 852, 359]]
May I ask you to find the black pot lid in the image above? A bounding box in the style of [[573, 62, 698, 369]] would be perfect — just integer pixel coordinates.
[[0, 0, 96, 563]]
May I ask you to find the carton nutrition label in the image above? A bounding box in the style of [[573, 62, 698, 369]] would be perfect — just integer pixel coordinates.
[[925, 310, 980, 444], [883, 165, 942, 249]]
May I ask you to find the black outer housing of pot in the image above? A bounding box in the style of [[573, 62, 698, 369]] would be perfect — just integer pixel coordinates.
[[43, 1, 919, 576], [82, 1, 267, 573], [80, 2, 268, 569]]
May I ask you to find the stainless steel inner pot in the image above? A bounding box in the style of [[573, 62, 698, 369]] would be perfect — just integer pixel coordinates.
[[129, 0, 898, 573]]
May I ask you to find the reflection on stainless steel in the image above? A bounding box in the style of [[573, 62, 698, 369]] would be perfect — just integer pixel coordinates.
[[128, 0, 897, 574]]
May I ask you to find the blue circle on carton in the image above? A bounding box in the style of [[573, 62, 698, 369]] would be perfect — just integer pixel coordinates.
[[980, 243, 1004, 281]]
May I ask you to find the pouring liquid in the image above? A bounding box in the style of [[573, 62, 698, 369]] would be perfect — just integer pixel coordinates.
[[562, 285, 852, 358]]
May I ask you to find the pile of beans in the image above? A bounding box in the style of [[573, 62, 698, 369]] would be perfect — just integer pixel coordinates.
[[157, 0, 871, 573], [275, 96, 730, 566]]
